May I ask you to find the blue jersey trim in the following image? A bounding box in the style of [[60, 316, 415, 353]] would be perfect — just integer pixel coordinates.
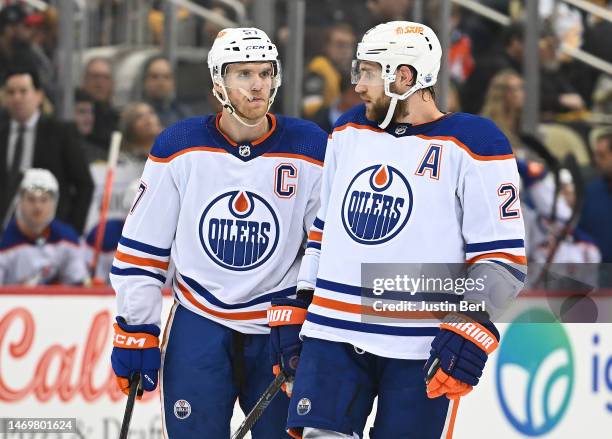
[[306, 312, 440, 336], [181, 273, 296, 309], [307, 242, 321, 250], [465, 239, 525, 253], [313, 217, 325, 230], [110, 266, 167, 283], [119, 236, 171, 257], [316, 278, 462, 302], [490, 260, 527, 283]]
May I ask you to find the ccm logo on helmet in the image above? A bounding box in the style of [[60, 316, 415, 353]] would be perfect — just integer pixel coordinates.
[[246, 45, 267, 50], [114, 334, 148, 348]]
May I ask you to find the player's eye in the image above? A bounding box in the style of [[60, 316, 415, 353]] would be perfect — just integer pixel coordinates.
[[260, 70, 272, 79], [237, 70, 251, 78]]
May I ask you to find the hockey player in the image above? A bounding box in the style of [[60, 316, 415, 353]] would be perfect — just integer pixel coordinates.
[[109, 28, 327, 438], [268, 22, 527, 438], [0, 168, 88, 285]]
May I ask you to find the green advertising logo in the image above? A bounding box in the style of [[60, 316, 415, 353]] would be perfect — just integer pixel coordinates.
[[496, 309, 574, 436]]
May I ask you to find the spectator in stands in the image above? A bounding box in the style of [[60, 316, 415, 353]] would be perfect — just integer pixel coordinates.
[[310, 74, 361, 133], [0, 168, 88, 285], [73, 89, 104, 163], [81, 57, 119, 151], [538, 28, 586, 119], [0, 67, 93, 233], [462, 22, 524, 114], [481, 69, 525, 155], [303, 22, 356, 117], [0, 4, 54, 99], [84, 102, 161, 282], [142, 56, 191, 127], [448, 5, 475, 84], [579, 130, 612, 263]]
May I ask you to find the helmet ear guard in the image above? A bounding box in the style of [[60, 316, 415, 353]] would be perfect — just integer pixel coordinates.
[[355, 21, 442, 128]]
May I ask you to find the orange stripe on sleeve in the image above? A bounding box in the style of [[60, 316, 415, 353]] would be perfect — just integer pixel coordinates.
[[467, 252, 527, 265], [308, 231, 323, 242], [177, 281, 266, 321], [312, 295, 445, 320], [115, 250, 170, 270]]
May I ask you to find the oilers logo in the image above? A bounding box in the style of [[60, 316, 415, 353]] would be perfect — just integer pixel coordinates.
[[199, 190, 280, 271], [341, 164, 413, 245]]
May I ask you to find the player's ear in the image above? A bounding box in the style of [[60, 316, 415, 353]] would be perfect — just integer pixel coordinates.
[[395, 65, 413, 93]]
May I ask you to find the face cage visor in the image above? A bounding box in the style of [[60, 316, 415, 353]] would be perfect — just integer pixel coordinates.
[[351, 59, 385, 87], [216, 61, 281, 92]]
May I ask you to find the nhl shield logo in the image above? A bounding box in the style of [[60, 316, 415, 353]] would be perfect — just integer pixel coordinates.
[[341, 164, 413, 245], [174, 399, 191, 419], [394, 125, 407, 135], [199, 189, 280, 271], [296, 398, 311, 415], [238, 145, 251, 157]]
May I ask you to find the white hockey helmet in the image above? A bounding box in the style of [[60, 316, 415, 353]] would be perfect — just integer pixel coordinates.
[[19, 168, 59, 198], [353, 21, 442, 128], [207, 27, 281, 126]]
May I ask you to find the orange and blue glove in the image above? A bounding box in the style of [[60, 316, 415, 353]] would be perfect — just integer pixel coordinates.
[[424, 312, 499, 400], [267, 291, 311, 396], [111, 317, 160, 398]]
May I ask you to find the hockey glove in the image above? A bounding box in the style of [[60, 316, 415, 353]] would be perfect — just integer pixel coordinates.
[[111, 317, 161, 398], [267, 291, 311, 396], [424, 312, 499, 400]]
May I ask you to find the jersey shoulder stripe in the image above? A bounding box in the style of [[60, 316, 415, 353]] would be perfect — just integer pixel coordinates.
[[267, 115, 328, 165], [418, 112, 513, 159], [0, 219, 79, 251], [149, 116, 219, 160]]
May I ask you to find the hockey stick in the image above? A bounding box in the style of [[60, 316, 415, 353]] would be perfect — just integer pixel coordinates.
[[534, 153, 584, 287], [231, 371, 288, 439], [119, 372, 141, 439], [90, 131, 122, 279]]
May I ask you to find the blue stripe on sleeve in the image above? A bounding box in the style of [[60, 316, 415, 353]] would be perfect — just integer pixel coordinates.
[[313, 217, 325, 230], [110, 266, 167, 283], [490, 260, 527, 283], [465, 239, 525, 253], [306, 312, 440, 336], [119, 236, 171, 257], [307, 241, 321, 250], [315, 278, 462, 302]]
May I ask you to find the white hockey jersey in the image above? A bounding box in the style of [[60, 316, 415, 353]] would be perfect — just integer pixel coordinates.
[[0, 218, 88, 285], [84, 154, 145, 282], [110, 113, 327, 333], [298, 105, 527, 359]]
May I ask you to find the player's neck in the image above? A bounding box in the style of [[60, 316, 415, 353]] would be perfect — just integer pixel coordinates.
[[16, 218, 48, 239], [218, 111, 270, 144], [394, 96, 445, 126]]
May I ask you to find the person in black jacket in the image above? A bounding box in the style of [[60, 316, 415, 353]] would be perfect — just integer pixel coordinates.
[[0, 67, 93, 233]]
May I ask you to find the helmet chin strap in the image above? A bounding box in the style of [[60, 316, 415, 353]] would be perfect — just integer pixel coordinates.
[[378, 81, 421, 129], [214, 82, 277, 128]]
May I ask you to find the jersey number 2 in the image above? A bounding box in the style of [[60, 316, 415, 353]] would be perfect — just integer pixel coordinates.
[[498, 183, 520, 219]]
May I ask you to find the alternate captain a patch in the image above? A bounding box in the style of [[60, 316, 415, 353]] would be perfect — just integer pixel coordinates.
[[341, 164, 413, 245], [199, 189, 280, 271]]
